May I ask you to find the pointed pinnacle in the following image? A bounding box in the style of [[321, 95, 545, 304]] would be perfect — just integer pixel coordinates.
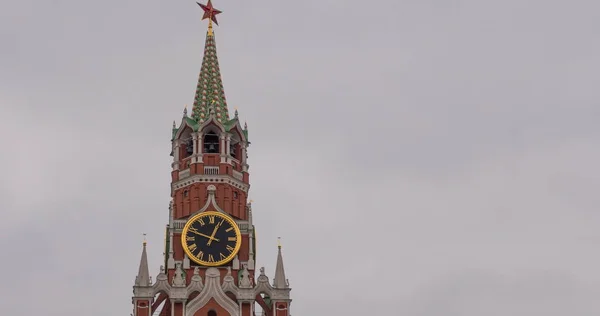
[[273, 241, 287, 289], [135, 239, 151, 287], [183, 105, 188, 117]]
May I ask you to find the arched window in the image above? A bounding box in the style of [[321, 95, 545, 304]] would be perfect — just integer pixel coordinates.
[[229, 133, 241, 160], [203, 132, 220, 153], [229, 141, 237, 159], [185, 137, 194, 156], [207, 310, 217, 316], [179, 128, 193, 159]]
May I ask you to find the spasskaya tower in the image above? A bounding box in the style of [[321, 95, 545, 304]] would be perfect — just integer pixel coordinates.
[[131, 2, 292, 316]]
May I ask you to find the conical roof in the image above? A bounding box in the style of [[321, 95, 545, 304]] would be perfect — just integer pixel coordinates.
[[191, 2, 229, 123]]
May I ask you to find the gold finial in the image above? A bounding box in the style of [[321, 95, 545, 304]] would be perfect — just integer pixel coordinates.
[[143, 233, 147, 246], [277, 237, 282, 249], [249, 199, 254, 203], [208, 19, 213, 36]]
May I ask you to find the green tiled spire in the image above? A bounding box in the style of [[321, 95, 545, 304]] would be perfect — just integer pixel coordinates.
[[191, 21, 230, 123]]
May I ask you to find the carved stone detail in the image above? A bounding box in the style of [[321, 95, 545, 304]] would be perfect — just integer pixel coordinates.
[[186, 268, 240, 316], [172, 263, 186, 287], [238, 264, 252, 289], [187, 267, 204, 296], [222, 266, 238, 295]]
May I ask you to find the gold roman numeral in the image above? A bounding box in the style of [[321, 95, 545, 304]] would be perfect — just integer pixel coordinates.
[[225, 227, 234, 232], [189, 227, 200, 234], [219, 253, 227, 260], [188, 243, 197, 252], [208, 254, 215, 262], [226, 245, 235, 253], [186, 236, 195, 242], [228, 236, 237, 242], [197, 251, 204, 260], [198, 218, 205, 226], [208, 216, 215, 224]]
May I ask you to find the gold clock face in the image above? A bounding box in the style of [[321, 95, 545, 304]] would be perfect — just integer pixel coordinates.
[[181, 211, 242, 266]]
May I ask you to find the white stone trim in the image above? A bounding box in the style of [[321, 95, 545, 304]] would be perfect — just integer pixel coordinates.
[[179, 168, 190, 178], [198, 115, 226, 133], [232, 170, 243, 181], [186, 268, 240, 316], [174, 119, 194, 141]]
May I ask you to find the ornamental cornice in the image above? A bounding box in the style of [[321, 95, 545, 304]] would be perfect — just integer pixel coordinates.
[[172, 173, 249, 193]]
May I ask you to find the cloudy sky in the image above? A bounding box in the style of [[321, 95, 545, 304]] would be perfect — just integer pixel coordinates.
[[1, 0, 600, 315]]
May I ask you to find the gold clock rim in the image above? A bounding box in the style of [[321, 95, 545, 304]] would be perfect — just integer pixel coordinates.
[[180, 211, 242, 267]]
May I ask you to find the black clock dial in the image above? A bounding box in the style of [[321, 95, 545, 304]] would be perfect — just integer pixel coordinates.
[[181, 211, 241, 266]]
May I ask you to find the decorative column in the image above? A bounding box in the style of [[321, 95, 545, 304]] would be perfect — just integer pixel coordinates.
[[248, 206, 255, 270], [226, 135, 232, 156], [172, 141, 181, 171], [241, 143, 249, 172], [219, 133, 227, 166], [220, 133, 226, 155], [191, 133, 199, 163], [197, 132, 204, 163]]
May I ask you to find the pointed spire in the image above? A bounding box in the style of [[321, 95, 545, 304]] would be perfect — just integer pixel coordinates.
[[191, 1, 229, 124], [183, 104, 188, 117], [273, 237, 288, 289], [135, 238, 151, 287]]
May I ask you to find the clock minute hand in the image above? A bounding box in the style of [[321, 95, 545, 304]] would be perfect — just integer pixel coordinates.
[[189, 229, 220, 242]]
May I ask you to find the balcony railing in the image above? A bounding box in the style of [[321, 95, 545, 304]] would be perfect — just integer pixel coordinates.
[[204, 166, 219, 175]]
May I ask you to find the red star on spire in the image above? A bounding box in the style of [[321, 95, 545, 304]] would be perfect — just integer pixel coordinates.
[[197, 0, 222, 25]]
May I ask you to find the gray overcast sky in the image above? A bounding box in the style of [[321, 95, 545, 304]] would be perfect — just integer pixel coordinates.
[[1, 0, 600, 315]]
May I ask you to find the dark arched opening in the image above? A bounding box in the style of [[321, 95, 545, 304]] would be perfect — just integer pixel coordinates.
[[203, 132, 220, 153]]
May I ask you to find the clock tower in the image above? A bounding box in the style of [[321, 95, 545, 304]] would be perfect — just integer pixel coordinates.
[[131, 2, 292, 316]]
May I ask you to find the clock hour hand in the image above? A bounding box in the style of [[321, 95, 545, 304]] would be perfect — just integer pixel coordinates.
[[207, 221, 223, 246]]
